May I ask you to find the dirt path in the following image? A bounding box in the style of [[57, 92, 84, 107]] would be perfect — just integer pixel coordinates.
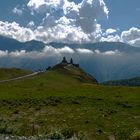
[[0, 71, 43, 83]]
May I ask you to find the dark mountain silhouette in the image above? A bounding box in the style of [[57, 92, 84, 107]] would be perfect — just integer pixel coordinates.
[[48, 42, 140, 53], [50, 57, 98, 84], [0, 35, 45, 51], [0, 35, 140, 53]]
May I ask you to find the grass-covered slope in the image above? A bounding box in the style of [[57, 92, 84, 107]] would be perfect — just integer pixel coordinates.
[[0, 68, 32, 80], [103, 77, 140, 87], [0, 67, 140, 139], [52, 63, 98, 84]]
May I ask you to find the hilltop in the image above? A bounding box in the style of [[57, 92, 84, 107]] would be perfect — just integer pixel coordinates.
[[50, 57, 98, 84]]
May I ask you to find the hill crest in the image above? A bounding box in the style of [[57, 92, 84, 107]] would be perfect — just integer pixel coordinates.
[[48, 57, 98, 84]]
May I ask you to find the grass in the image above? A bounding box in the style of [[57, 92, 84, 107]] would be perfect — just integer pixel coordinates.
[[0, 66, 139, 139], [103, 77, 140, 87], [0, 68, 32, 80]]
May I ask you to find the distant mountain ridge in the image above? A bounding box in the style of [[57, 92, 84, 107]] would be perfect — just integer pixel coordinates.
[[102, 77, 140, 87], [0, 35, 140, 53], [0, 35, 140, 82], [0, 35, 45, 51], [48, 42, 140, 53]]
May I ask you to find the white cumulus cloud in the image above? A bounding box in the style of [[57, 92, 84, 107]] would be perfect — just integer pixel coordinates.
[[0, 45, 121, 60], [105, 28, 117, 35], [1, 0, 140, 48], [26, 0, 109, 43], [101, 35, 121, 42], [0, 0, 109, 44], [0, 21, 34, 42], [76, 48, 93, 54], [94, 49, 120, 55], [57, 46, 75, 54], [121, 27, 140, 47], [43, 45, 74, 54]]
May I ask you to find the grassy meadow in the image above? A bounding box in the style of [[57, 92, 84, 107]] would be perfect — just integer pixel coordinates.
[[0, 66, 139, 139]]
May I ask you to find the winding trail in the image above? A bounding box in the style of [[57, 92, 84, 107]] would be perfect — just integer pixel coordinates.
[[0, 71, 43, 83]]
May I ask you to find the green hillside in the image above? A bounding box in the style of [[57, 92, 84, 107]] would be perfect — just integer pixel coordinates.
[[0, 68, 32, 80], [103, 77, 140, 87], [51, 62, 98, 84], [0, 65, 140, 139]]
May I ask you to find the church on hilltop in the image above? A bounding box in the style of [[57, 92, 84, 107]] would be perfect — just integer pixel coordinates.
[[46, 57, 79, 71], [61, 57, 79, 67]]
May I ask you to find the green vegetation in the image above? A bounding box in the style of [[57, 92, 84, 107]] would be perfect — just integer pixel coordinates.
[[52, 63, 98, 84], [0, 68, 32, 80], [0, 65, 139, 139], [103, 77, 140, 87]]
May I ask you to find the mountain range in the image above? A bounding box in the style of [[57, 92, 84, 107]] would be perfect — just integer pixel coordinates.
[[0, 35, 140, 82], [1, 35, 140, 53]]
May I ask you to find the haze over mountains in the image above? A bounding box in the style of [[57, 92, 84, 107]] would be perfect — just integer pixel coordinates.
[[0, 35, 140, 82]]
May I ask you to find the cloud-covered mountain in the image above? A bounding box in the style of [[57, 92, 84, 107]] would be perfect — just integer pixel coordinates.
[[1, 35, 140, 52], [0, 35, 140, 82], [0, 35, 45, 51]]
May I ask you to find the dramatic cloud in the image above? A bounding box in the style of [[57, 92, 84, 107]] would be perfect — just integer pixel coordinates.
[[76, 0, 108, 33], [0, 20, 90, 43], [101, 35, 121, 42], [0, 45, 121, 60], [121, 27, 140, 47], [34, 24, 91, 43], [0, 0, 140, 47], [0, 0, 110, 44], [0, 21, 34, 42], [19, 0, 109, 43], [0, 46, 75, 58]]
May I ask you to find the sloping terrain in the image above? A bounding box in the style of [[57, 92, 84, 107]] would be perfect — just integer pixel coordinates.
[[0, 66, 139, 139], [103, 77, 140, 87], [51, 62, 98, 84], [0, 68, 32, 80]]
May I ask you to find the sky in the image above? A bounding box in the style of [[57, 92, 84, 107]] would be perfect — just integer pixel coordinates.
[[102, 0, 140, 30], [0, 0, 140, 47]]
